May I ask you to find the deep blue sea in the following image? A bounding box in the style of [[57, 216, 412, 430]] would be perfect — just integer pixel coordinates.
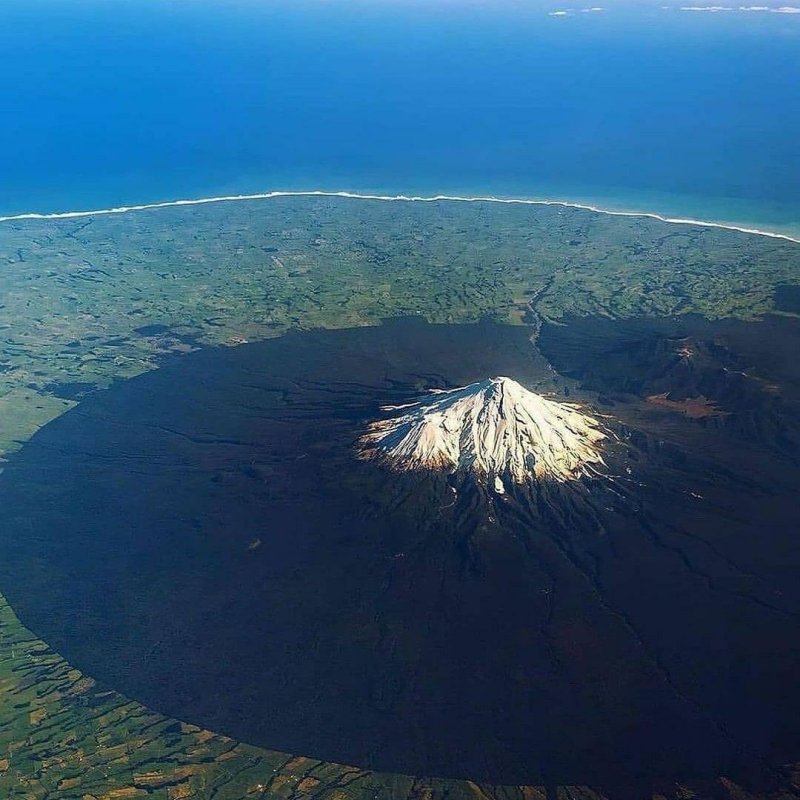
[[1, 0, 799, 233]]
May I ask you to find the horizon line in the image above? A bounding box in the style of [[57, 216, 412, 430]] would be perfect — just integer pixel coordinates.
[[0, 189, 798, 245]]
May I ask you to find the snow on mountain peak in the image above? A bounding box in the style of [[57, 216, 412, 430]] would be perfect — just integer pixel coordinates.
[[358, 377, 610, 485]]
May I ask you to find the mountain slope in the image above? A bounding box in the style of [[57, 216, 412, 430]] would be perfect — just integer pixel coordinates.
[[358, 377, 609, 487]]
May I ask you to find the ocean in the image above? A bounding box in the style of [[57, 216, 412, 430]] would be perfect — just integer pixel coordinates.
[[1, 0, 799, 235]]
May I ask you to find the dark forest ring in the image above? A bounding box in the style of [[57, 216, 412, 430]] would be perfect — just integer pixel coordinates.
[[1, 316, 799, 793]]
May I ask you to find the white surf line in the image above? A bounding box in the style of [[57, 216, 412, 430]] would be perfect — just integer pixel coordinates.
[[0, 189, 797, 245]]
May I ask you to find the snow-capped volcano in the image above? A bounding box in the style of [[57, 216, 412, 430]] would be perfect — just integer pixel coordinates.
[[358, 377, 609, 485]]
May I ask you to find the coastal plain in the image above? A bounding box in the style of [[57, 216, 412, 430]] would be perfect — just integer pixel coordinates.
[[1, 196, 800, 800]]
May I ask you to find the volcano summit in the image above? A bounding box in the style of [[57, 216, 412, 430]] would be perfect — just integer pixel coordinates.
[[358, 376, 609, 487]]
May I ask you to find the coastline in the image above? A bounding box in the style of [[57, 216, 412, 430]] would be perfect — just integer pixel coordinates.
[[0, 189, 798, 246]]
